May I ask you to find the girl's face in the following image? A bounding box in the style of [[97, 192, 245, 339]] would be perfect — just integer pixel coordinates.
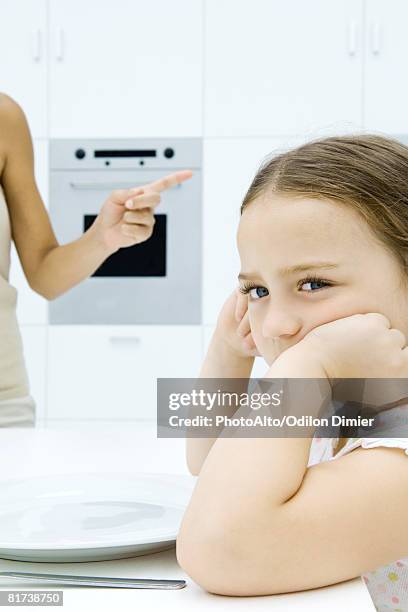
[[237, 193, 408, 366]]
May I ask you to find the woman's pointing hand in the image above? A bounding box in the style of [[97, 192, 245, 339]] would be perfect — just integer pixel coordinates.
[[92, 170, 193, 253]]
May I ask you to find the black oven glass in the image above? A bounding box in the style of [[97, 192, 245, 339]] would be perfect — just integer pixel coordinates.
[[83, 214, 166, 277]]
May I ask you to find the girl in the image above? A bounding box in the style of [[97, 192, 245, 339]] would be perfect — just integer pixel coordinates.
[[0, 93, 191, 426], [177, 134, 408, 611]]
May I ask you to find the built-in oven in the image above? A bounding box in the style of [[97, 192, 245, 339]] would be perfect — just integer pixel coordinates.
[[48, 139, 202, 324]]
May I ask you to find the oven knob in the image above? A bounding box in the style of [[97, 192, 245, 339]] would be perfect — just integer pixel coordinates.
[[75, 148, 86, 160], [164, 147, 175, 159]]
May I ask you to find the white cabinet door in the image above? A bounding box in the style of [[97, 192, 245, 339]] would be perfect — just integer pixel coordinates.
[[203, 137, 305, 325], [364, 0, 408, 132], [49, 0, 203, 137], [10, 141, 48, 326], [47, 326, 203, 420], [205, 0, 363, 137], [0, 0, 47, 137], [20, 325, 47, 421]]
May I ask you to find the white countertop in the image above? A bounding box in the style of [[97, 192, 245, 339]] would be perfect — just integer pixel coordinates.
[[0, 422, 375, 611]]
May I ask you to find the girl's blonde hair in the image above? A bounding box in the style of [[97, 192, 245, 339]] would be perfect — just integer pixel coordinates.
[[241, 134, 408, 285]]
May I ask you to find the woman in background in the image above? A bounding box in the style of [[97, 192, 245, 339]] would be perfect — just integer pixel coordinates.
[[0, 93, 192, 427], [177, 134, 408, 611]]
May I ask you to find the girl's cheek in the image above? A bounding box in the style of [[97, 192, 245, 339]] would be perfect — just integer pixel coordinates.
[[248, 314, 262, 345], [249, 309, 277, 363], [250, 329, 273, 364], [260, 346, 279, 367], [251, 324, 282, 365]]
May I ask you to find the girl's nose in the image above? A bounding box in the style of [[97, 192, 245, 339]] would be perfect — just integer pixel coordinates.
[[261, 307, 302, 340]]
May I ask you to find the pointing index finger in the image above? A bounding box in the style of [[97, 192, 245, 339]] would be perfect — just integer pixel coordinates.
[[143, 170, 193, 193]]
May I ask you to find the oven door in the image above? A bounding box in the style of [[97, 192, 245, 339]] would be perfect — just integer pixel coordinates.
[[49, 169, 202, 324]]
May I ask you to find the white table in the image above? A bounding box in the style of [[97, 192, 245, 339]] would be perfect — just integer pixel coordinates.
[[0, 423, 375, 611]]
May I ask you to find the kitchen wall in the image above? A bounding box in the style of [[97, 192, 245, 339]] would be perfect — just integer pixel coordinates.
[[2, 0, 407, 424]]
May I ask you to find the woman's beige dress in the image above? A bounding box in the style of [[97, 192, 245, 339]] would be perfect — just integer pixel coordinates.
[[0, 185, 35, 426]]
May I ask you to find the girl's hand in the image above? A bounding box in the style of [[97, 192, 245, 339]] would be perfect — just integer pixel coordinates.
[[214, 289, 260, 359], [92, 170, 193, 253], [297, 312, 408, 379]]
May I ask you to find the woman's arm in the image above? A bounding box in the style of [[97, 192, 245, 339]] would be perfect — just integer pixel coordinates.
[[0, 94, 113, 299], [0, 94, 190, 299]]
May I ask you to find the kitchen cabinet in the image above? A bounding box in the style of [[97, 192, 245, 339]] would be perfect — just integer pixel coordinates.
[[48, 0, 203, 138], [202, 137, 304, 325], [10, 141, 48, 326], [0, 0, 47, 137], [47, 326, 203, 420], [20, 325, 47, 421], [364, 0, 408, 132], [3, 0, 408, 140], [204, 0, 364, 137]]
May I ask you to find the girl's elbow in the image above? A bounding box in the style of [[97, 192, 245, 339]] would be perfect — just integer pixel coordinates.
[[176, 523, 256, 596], [176, 531, 233, 595]]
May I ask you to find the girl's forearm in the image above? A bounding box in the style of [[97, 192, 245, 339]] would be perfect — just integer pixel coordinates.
[[186, 334, 255, 475], [29, 223, 114, 300], [187, 349, 330, 519]]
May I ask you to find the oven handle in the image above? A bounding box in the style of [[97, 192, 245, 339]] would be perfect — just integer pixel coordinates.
[[69, 181, 180, 191], [70, 181, 145, 191], [109, 336, 141, 347]]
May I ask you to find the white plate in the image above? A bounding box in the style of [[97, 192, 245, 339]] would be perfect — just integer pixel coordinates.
[[0, 472, 196, 562]]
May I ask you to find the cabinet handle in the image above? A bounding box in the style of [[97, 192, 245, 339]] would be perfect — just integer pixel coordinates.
[[347, 20, 358, 56], [109, 336, 141, 347], [371, 22, 381, 55], [32, 29, 42, 62], [56, 28, 65, 61]]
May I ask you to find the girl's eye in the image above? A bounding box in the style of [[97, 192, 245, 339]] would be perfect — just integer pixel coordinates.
[[297, 276, 332, 293], [239, 284, 269, 299], [238, 276, 332, 299], [249, 286, 269, 299]]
